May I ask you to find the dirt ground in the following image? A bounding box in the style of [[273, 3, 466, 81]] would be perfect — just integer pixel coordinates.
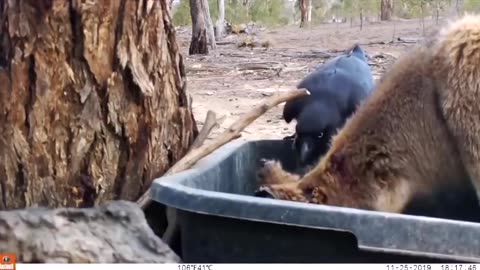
[[175, 19, 438, 143]]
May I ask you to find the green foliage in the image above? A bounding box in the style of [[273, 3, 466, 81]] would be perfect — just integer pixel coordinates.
[[321, 0, 378, 22], [310, 0, 336, 24], [223, 1, 250, 25], [173, 0, 289, 27], [394, 0, 453, 19], [172, 0, 479, 28], [465, 0, 480, 12], [173, 0, 192, 26], [249, 0, 290, 26]]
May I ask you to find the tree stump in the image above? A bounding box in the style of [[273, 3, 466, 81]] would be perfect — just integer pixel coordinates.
[[0, 0, 197, 209]]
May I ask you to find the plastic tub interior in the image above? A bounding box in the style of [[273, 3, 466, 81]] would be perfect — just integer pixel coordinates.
[[151, 139, 480, 263]]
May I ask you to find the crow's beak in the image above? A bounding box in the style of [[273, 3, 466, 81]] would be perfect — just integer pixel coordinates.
[[292, 134, 298, 150], [299, 141, 311, 164]]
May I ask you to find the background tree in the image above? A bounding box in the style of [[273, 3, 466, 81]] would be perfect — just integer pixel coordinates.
[[381, 0, 393, 20], [202, 0, 217, 50], [0, 0, 198, 209], [307, 0, 313, 25], [456, 0, 464, 15], [299, 0, 308, 28], [190, 0, 209, 54], [215, 0, 226, 40]]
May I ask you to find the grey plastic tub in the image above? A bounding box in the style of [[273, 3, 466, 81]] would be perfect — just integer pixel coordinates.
[[150, 139, 480, 263]]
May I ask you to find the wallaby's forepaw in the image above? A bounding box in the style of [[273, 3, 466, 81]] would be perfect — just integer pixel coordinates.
[[257, 182, 327, 204], [256, 158, 309, 202], [256, 183, 309, 202], [257, 159, 300, 185], [255, 159, 328, 204]]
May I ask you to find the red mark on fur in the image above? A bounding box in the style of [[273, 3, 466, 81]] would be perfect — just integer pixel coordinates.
[[330, 153, 355, 186]]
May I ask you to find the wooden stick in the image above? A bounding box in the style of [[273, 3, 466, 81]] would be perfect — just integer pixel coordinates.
[[189, 110, 219, 150], [136, 88, 309, 209]]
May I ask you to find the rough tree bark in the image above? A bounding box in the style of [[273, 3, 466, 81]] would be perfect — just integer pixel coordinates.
[[215, 0, 226, 41], [190, 0, 209, 54], [380, 0, 393, 21], [0, 0, 197, 209], [202, 0, 216, 50], [306, 0, 312, 25], [299, 0, 308, 28], [0, 201, 180, 263]]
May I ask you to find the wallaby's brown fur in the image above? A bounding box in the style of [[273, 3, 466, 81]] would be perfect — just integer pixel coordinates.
[[257, 14, 480, 213]]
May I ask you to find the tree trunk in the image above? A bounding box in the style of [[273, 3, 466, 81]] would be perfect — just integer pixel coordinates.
[[299, 0, 307, 28], [215, 0, 226, 41], [306, 0, 312, 25], [189, 0, 209, 54], [420, 0, 426, 36], [456, 0, 464, 16], [359, 8, 363, 31], [380, 0, 393, 21], [202, 0, 216, 50], [0, 0, 198, 209]]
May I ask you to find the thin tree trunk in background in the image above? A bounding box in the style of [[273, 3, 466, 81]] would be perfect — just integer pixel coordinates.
[[307, 0, 312, 26], [392, 15, 397, 41], [0, 0, 198, 209], [456, 0, 464, 16], [243, 0, 250, 20], [380, 0, 393, 21], [299, 0, 307, 28], [359, 8, 363, 30], [202, 0, 216, 50], [189, 0, 208, 54], [420, 0, 426, 36], [215, 0, 226, 40]]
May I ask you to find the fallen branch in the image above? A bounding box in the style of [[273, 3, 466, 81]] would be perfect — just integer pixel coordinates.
[[0, 201, 180, 263], [219, 52, 249, 58], [236, 62, 283, 71], [357, 37, 420, 47], [216, 41, 236, 45], [302, 50, 337, 58], [359, 40, 388, 46], [189, 110, 219, 150], [186, 66, 219, 72], [396, 37, 421, 44], [280, 66, 308, 73]]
